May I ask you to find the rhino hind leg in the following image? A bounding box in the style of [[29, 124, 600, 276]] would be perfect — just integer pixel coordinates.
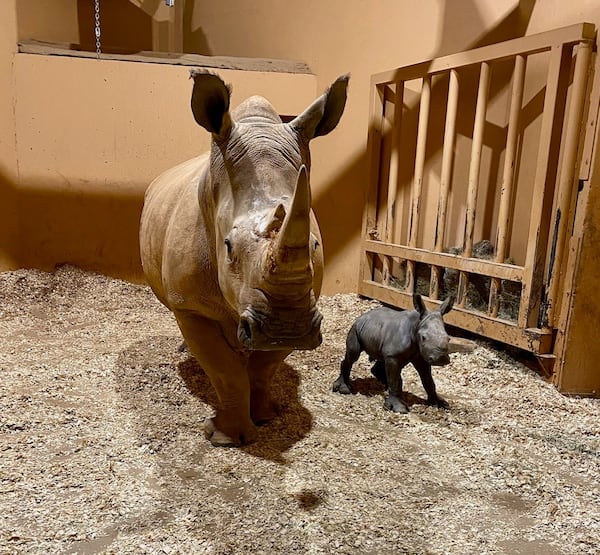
[[370, 359, 387, 386], [175, 312, 258, 446], [383, 357, 409, 413], [333, 327, 361, 394]]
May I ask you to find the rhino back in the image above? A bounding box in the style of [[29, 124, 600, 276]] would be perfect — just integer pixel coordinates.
[[355, 307, 418, 359], [140, 153, 225, 318]]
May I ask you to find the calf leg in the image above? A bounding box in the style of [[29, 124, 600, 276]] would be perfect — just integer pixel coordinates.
[[247, 350, 290, 424], [383, 357, 409, 413], [370, 359, 387, 386], [175, 312, 257, 446], [332, 327, 361, 394], [413, 357, 449, 409]]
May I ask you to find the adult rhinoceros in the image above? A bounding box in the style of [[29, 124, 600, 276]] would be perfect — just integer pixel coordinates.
[[140, 70, 348, 446]]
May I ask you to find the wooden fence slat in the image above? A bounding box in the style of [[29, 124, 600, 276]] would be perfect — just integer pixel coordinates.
[[489, 54, 527, 317], [406, 75, 431, 292], [458, 61, 491, 306], [431, 69, 460, 299], [383, 82, 404, 285], [359, 83, 385, 284], [518, 44, 573, 329], [543, 40, 593, 328]]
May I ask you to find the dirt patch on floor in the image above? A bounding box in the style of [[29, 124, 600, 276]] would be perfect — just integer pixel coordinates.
[[1, 266, 598, 554]]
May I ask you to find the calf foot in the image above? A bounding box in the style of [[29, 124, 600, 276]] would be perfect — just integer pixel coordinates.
[[427, 396, 450, 410], [384, 394, 409, 413], [332, 375, 351, 395]]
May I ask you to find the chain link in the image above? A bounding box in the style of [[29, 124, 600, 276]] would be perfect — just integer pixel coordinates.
[[94, 0, 101, 59]]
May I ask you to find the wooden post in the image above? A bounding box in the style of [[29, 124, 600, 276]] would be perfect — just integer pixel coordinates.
[[489, 55, 526, 317], [543, 40, 593, 328], [406, 75, 431, 292], [458, 62, 490, 307], [431, 69, 459, 299], [383, 82, 404, 285], [518, 45, 573, 329], [359, 82, 385, 286]]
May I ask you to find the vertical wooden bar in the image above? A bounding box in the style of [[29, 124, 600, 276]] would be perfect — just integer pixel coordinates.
[[458, 62, 491, 307], [543, 40, 593, 328], [383, 82, 405, 285], [518, 44, 573, 329], [406, 75, 431, 292], [431, 69, 459, 299], [359, 80, 386, 287], [489, 55, 526, 317]]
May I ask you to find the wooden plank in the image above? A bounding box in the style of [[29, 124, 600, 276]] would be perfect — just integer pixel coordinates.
[[490, 54, 526, 317], [406, 75, 431, 292], [431, 70, 459, 299], [459, 62, 491, 306], [383, 82, 404, 285], [357, 280, 553, 353], [371, 23, 595, 85], [542, 40, 593, 329], [19, 39, 312, 74], [364, 240, 523, 281], [519, 44, 573, 329], [359, 84, 386, 284]]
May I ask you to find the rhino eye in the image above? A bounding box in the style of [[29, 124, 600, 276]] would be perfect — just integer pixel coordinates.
[[224, 238, 233, 258]]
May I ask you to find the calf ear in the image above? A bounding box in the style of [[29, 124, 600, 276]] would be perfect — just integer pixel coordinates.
[[439, 295, 455, 315], [290, 74, 349, 140], [190, 70, 232, 138], [413, 294, 427, 317]]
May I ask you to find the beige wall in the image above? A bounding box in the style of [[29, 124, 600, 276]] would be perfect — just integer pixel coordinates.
[[0, 1, 19, 269], [12, 55, 316, 280], [4, 0, 600, 294], [182, 0, 600, 292]]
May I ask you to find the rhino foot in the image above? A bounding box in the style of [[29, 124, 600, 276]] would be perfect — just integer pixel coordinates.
[[332, 376, 351, 395], [203, 417, 257, 447], [384, 394, 409, 413]]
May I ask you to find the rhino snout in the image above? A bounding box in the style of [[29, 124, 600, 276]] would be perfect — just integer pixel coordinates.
[[238, 308, 322, 351]]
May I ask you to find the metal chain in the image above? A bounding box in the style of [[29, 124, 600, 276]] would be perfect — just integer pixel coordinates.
[[94, 0, 101, 59]]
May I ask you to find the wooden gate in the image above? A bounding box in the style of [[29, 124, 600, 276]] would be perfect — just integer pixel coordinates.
[[359, 23, 596, 356]]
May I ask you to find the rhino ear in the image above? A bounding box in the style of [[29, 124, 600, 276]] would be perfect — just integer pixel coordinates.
[[290, 74, 349, 140], [190, 70, 232, 137], [439, 295, 455, 316], [413, 294, 427, 317]]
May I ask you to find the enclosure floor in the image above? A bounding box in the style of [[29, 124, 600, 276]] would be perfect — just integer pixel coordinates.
[[1, 267, 598, 554]]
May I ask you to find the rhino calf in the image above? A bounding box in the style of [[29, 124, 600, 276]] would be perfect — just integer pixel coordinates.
[[333, 294, 468, 413]]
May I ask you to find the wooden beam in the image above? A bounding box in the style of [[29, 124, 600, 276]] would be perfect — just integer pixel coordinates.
[[371, 23, 595, 85], [364, 240, 523, 281]]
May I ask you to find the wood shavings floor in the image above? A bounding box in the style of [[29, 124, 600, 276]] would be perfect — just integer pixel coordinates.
[[1, 266, 598, 554]]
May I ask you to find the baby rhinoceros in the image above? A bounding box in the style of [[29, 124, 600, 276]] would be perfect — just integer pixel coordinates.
[[333, 294, 468, 413]]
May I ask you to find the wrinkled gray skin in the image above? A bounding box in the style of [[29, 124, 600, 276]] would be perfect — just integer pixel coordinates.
[[140, 71, 348, 446], [333, 295, 454, 413]]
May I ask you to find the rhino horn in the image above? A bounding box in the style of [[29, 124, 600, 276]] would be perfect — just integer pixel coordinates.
[[271, 166, 311, 275]]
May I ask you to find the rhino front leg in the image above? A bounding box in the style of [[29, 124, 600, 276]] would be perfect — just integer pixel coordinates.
[[383, 357, 409, 413], [175, 312, 257, 446], [247, 350, 290, 424], [413, 357, 449, 409]]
